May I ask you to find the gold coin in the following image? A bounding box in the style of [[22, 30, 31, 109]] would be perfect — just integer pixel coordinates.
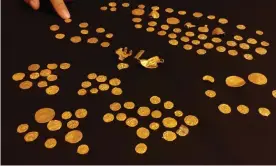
[[258, 107, 271, 117], [47, 74, 58, 82], [136, 127, 150, 139], [96, 75, 107, 83], [47, 63, 58, 70], [87, 73, 97, 80], [204, 43, 214, 49], [168, 33, 177, 39], [106, 33, 114, 39], [99, 83, 110, 91], [148, 21, 157, 27], [247, 38, 257, 45], [255, 47, 267, 55], [243, 54, 254, 60], [111, 87, 123, 95], [12, 72, 25, 81], [79, 22, 88, 28], [24, 131, 39, 142], [44, 138, 57, 149], [225, 76, 246, 87], [47, 120, 62, 131], [96, 27, 105, 33], [181, 36, 190, 42], [100, 6, 108, 11], [234, 35, 243, 41], [50, 24, 59, 31], [17, 124, 29, 133], [29, 72, 40, 80], [77, 89, 87, 96], [67, 120, 79, 129], [218, 104, 231, 114], [70, 36, 82, 43], [110, 7, 117, 12], [134, 24, 142, 29], [65, 130, 83, 144], [256, 30, 264, 35], [135, 143, 147, 154], [228, 50, 238, 56], [151, 6, 160, 10], [149, 122, 160, 130], [77, 144, 89, 155], [19, 80, 33, 90], [207, 15, 216, 20], [64, 18, 72, 23], [239, 43, 250, 50], [80, 29, 89, 35], [138, 4, 145, 9], [237, 105, 249, 115], [150, 96, 161, 104], [132, 8, 145, 16], [193, 12, 203, 18], [101, 42, 110, 48], [226, 40, 237, 47], [162, 131, 177, 141], [61, 111, 72, 120], [178, 10, 186, 15], [81, 81, 91, 88], [162, 117, 177, 128], [173, 28, 182, 33], [176, 125, 189, 137], [183, 44, 193, 50], [198, 26, 209, 33], [46, 85, 59, 95], [164, 101, 174, 109], [198, 34, 208, 40], [197, 49, 206, 55], [110, 102, 121, 112], [109, 78, 121, 86], [87, 37, 98, 44], [212, 37, 222, 43], [35, 108, 55, 123], [60, 63, 71, 70], [55, 33, 65, 39], [184, 115, 199, 126], [261, 41, 269, 47], [122, 2, 130, 7], [165, 8, 174, 13], [151, 110, 162, 119], [236, 24, 246, 30], [158, 30, 167, 36], [124, 101, 135, 109], [216, 46, 226, 52], [40, 69, 52, 77], [90, 88, 99, 94], [203, 75, 215, 83], [125, 117, 138, 127], [116, 113, 127, 121], [192, 40, 200, 45], [166, 17, 180, 25], [248, 73, 267, 85], [272, 90, 276, 98], [137, 107, 151, 116], [174, 110, 183, 117], [218, 18, 228, 24], [109, 2, 117, 7], [161, 24, 169, 30], [132, 17, 142, 23], [103, 113, 114, 123], [185, 31, 195, 37], [205, 90, 216, 98], [169, 39, 178, 46], [146, 27, 155, 32], [75, 108, 88, 119]]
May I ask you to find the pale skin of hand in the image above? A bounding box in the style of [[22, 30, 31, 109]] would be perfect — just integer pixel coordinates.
[[24, 0, 71, 19]]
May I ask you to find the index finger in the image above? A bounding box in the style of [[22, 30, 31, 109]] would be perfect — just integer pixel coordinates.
[[50, 0, 70, 19]]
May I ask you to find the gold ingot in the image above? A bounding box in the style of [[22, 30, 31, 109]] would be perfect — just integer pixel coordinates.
[[165, 8, 174, 13], [184, 22, 196, 28], [47, 74, 58, 82], [125, 117, 138, 127], [146, 27, 155, 32], [162, 117, 177, 128], [216, 46, 226, 52], [212, 27, 225, 35], [169, 39, 178, 46], [80, 29, 89, 35], [161, 24, 169, 30], [67, 120, 79, 129], [243, 54, 254, 61], [149, 10, 160, 19], [46, 85, 59, 95], [124, 101, 135, 109], [65, 130, 83, 144], [37, 80, 48, 88], [111, 87, 123, 95], [19, 80, 33, 90], [134, 24, 143, 29], [258, 107, 271, 117], [100, 6, 108, 11], [197, 49, 206, 55], [184, 115, 199, 126], [116, 47, 133, 61], [218, 18, 228, 24], [35, 108, 55, 123], [77, 89, 87, 96], [50, 24, 59, 31], [218, 104, 231, 114], [108, 2, 117, 7], [122, 2, 130, 7], [168, 33, 177, 39], [44, 138, 57, 149], [135, 143, 147, 154], [193, 12, 203, 18], [164, 101, 174, 109], [261, 41, 269, 47], [75, 108, 88, 119], [87, 37, 98, 44], [151, 110, 162, 119], [207, 15, 216, 20], [176, 125, 189, 137], [228, 50, 238, 56], [90, 88, 99, 94], [77, 144, 89, 155], [110, 102, 121, 111], [87, 73, 97, 80], [60, 63, 71, 70], [192, 40, 200, 45], [205, 90, 216, 98], [166, 17, 180, 25], [24, 131, 39, 142], [212, 37, 222, 43], [185, 31, 195, 37], [255, 47, 267, 55], [103, 113, 114, 123], [137, 107, 151, 116], [248, 73, 267, 85], [173, 28, 182, 33], [226, 40, 237, 47], [109, 78, 121, 86], [47, 63, 58, 70], [47, 120, 62, 131], [174, 110, 183, 117], [101, 42, 110, 48], [198, 34, 208, 40], [247, 38, 257, 45], [148, 21, 157, 27], [64, 18, 72, 23], [149, 122, 160, 131], [272, 90, 276, 98], [81, 81, 92, 88], [239, 43, 250, 50], [183, 44, 193, 50], [99, 83, 110, 91], [70, 36, 82, 43], [158, 30, 167, 36], [225, 76, 246, 88], [62, 111, 72, 120], [236, 24, 246, 30], [40, 69, 52, 77], [178, 10, 186, 15], [96, 75, 107, 83], [79, 22, 88, 28], [204, 43, 214, 49], [116, 113, 127, 121], [181, 36, 190, 42], [140, 56, 164, 69], [150, 96, 161, 104], [234, 35, 243, 41], [162, 131, 177, 141], [132, 8, 145, 16], [17, 124, 29, 133], [12, 72, 25, 81], [203, 75, 215, 83], [198, 25, 209, 33], [136, 127, 150, 139], [256, 30, 264, 35], [237, 105, 249, 115]]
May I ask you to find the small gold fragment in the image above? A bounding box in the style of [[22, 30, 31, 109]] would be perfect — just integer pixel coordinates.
[[255, 47, 267, 55], [218, 104, 231, 114], [225, 76, 246, 88], [77, 144, 89, 155], [96, 75, 107, 83], [212, 27, 225, 35], [234, 35, 243, 41], [256, 30, 264, 35], [193, 12, 203, 18], [77, 89, 87, 96], [148, 21, 157, 27], [87, 37, 98, 44], [203, 75, 215, 83], [174, 110, 183, 117], [47, 74, 58, 82], [207, 15, 216, 20], [166, 17, 180, 25], [47, 120, 62, 131], [228, 50, 238, 56], [24, 131, 39, 142], [185, 31, 195, 37], [122, 2, 130, 7], [165, 8, 174, 13], [236, 24, 246, 30], [99, 83, 110, 91], [272, 90, 276, 98], [111, 87, 123, 95], [17, 124, 29, 133], [81, 81, 92, 88], [239, 43, 250, 50], [161, 24, 169, 30], [132, 8, 145, 16], [124, 101, 135, 109], [67, 120, 79, 129], [46, 85, 59, 95], [212, 37, 222, 43], [116, 113, 127, 121], [184, 22, 196, 28], [125, 117, 138, 127], [12, 72, 25, 81], [183, 44, 193, 50], [60, 63, 71, 70], [164, 101, 174, 109], [248, 73, 267, 85], [103, 113, 114, 123], [44, 138, 57, 149], [169, 39, 178, 46], [55, 33, 65, 39], [162, 131, 177, 141], [100, 6, 108, 11], [150, 96, 161, 104], [149, 122, 160, 131], [204, 43, 214, 49], [116, 47, 133, 61], [79, 22, 88, 28], [218, 18, 228, 24], [184, 115, 199, 126], [64, 18, 72, 23], [243, 54, 254, 60], [258, 107, 271, 117], [135, 143, 147, 154], [205, 90, 216, 98], [90, 88, 99, 94], [50, 24, 59, 31], [247, 38, 257, 45], [110, 102, 121, 112], [140, 56, 164, 69], [87, 73, 97, 80], [197, 49, 206, 55], [134, 24, 143, 29], [227, 40, 237, 47], [178, 10, 186, 15], [149, 10, 160, 19], [146, 27, 155, 32], [117, 63, 129, 70], [151, 110, 162, 119], [237, 105, 249, 115], [162, 117, 178, 128], [80, 29, 89, 35], [109, 78, 121, 86], [181, 36, 190, 42], [62, 111, 72, 120], [35, 108, 55, 123], [198, 25, 209, 33], [65, 130, 83, 144], [176, 125, 189, 137], [137, 107, 151, 116], [19, 80, 33, 90], [261, 41, 269, 47], [75, 108, 88, 119], [40, 69, 52, 77], [216, 46, 226, 52], [136, 127, 150, 139]]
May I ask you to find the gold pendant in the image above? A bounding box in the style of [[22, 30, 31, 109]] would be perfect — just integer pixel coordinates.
[[139, 56, 164, 69]]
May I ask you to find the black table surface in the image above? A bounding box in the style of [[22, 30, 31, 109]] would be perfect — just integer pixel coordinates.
[[2, 0, 276, 165]]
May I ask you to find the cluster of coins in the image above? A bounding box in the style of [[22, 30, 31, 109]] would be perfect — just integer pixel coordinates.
[[77, 73, 123, 96], [103, 96, 199, 154], [12, 63, 71, 95], [16, 107, 90, 155], [100, 1, 130, 12], [225, 73, 268, 88], [50, 21, 114, 48]]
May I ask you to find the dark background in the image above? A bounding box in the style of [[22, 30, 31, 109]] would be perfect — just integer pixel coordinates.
[[2, 0, 276, 164]]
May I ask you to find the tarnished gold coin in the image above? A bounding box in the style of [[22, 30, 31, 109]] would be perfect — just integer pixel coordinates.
[[101, 42, 110, 48], [237, 105, 249, 115], [12, 72, 25, 81], [162, 117, 177, 128], [166, 17, 180, 25], [99, 83, 110, 91], [236, 24, 246, 30], [176, 125, 189, 137], [47, 120, 62, 131], [218, 18, 228, 24], [162, 131, 177, 141], [168, 33, 177, 39], [96, 75, 107, 83], [234, 35, 243, 41], [192, 40, 200, 45], [109, 78, 121, 86], [125, 117, 138, 127], [148, 21, 157, 27], [218, 104, 231, 114], [40, 69, 52, 77], [79, 22, 88, 28], [29, 72, 40, 80], [174, 110, 183, 117], [46, 85, 59, 95], [132, 17, 142, 23], [212, 37, 222, 43], [169, 39, 178, 46], [64, 18, 72, 23], [111, 87, 123, 95], [205, 90, 216, 98], [100, 6, 108, 11], [207, 15, 216, 20], [204, 43, 214, 49], [135, 143, 147, 154], [47, 63, 58, 70], [75, 108, 88, 119], [103, 113, 114, 123], [44, 138, 57, 149], [138, 107, 151, 117], [146, 27, 155, 32], [149, 122, 160, 131], [19, 80, 33, 90], [173, 28, 182, 33], [227, 40, 237, 47], [255, 47, 267, 55], [272, 90, 276, 98], [122, 2, 130, 7], [110, 102, 121, 112], [134, 24, 143, 29], [248, 73, 267, 85], [185, 31, 195, 37], [184, 115, 199, 126], [258, 107, 271, 117], [24, 131, 39, 142], [225, 76, 246, 87], [132, 8, 145, 16], [67, 120, 79, 129], [261, 41, 269, 47], [203, 75, 215, 83], [198, 34, 208, 40], [35, 108, 55, 123], [77, 89, 87, 96], [239, 43, 250, 50], [109, 1, 117, 7], [47, 74, 58, 82], [77, 144, 89, 155], [243, 54, 254, 60], [150, 96, 161, 104], [136, 127, 150, 139], [62, 111, 72, 120], [256, 30, 264, 35], [80, 29, 89, 35], [165, 7, 174, 13], [228, 50, 238, 56], [60, 63, 71, 70], [161, 24, 169, 30], [50, 24, 59, 31], [178, 10, 186, 15], [216, 46, 226, 52], [116, 113, 127, 121], [55, 33, 65, 39], [181, 36, 190, 42], [90, 88, 99, 94], [87, 73, 97, 80], [87, 37, 98, 44], [164, 101, 174, 109], [183, 44, 193, 50], [65, 130, 83, 144], [247, 38, 257, 45], [197, 49, 206, 55], [70, 36, 82, 43], [81, 81, 92, 88], [17, 124, 29, 133], [124, 101, 135, 109]]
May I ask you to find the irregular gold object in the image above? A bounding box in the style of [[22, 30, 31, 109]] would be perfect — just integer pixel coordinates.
[[164, 101, 174, 109], [198, 25, 209, 33], [258, 107, 271, 117], [212, 27, 225, 35], [184, 22, 196, 28], [44, 138, 57, 149], [47, 120, 62, 131], [176, 125, 189, 137], [135, 143, 147, 154], [65, 130, 83, 144], [203, 75, 215, 83], [218, 104, 231, 114], [17, 124, 29, 133], [184, 115, 199, 126], [77, 144, 89, 155], [103, 113, 114, 123], [75, 108, 88, 119], [116, 47, 133, 61], [136, 127, 150, 139], [248, 73, 267, 85], [237, 105, 249, 115], [24, 131, 39, 142], [139, 56, 164, 69], [151, 110, 162, 119], [162, 131, 177, 141], [12, 72, 25, 81], [205, 90, 216, 98], [225, 76, 246, 88], [150, 96, 161, 104], [125, 117, 138, 127], [162, 117, 178, 128], [137, 107, 151, 117], [35, 108, 55, 123], [134, 50, 145, 60], [62, 111, 72, 120], [149, 122, 160, 130], [117, 63, 129, 70], [149, 10, 160, 19]]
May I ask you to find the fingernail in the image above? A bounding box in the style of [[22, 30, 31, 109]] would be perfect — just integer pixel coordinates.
[[29, 0, 37, 6], [61, 9, 71, 19]]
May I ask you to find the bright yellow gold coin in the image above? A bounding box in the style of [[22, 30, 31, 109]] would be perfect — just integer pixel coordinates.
[[218, 104, 231, 114], [173, 28, 182, 33], [19, 80, 33, 90], [24, 131, 39, 142], [169, 39, 178, 46], [176, 125, 189, 137], [138, 4, 145, 9], [79, 22, 88, 28], [35, 108, 55, 123], [261, 41, 269, 47], [216, 46, 226, 52], [168, 33, 177, 39], [146, 27, 155, 32], [109, 2, 117, 7], [44, 138, 57, 149], [46, 85, 59, 95], [256, 30, 264, 35], [17, 124, 29, 133], [228, 50, 238, 56], [47, 63, 58, 70], [184, 115, 199, 126], [81, 81, 92, 88], [272, 90, 276, 98], [162, 131, 177, 141], [77, 89, 87, 96], [29, 72, 40, 80], [55, 33, 65, 39], [258, 107, 271, 117], [198, 34, 208, 40], [185, 31, 195, 37], [47, 120, 62, 131], [70, 36, 82, 43], [134, 24, 143, 29], [136, 127, 150, 139], [248, 73, 267, 85], [166, 17, 180, 25], [116, 113, 127, 121], [148, 21, 157, 27], [243, 54, 254, 61], [96, 75, 107, 83], [255, 47, 267, 55], [103, 113, 114, 123], [236, 24, 246, 30], [174, 110, 183, 117], [96, 27, 105, 33], [65, 130, 83, 144], [225, 76, 246, 87], [193, 12, 203, 18], [150, 96, 161, 104], [90, 88, 99, 94], [132, 8, 145, 16], [178, 10, 186, 15], [124, 101, 135, 109], [105, 33, 114, 39], [80, 29, 89, 35], [122, 2, 130, 7], [226, 40, 237, 47], [151, 6, 160, 10], [165, 8, 174, 13], [67, 120, 79, 129], [132, 17, 142, 23], [50, 24, 59, 31], [234, 35, 243, 41], [197, 49, 206, 55], [203, 43, 214, 49], [99, 83, 110, 91], [151, 110, 162, 119], [12, 72, 25, 81], [247, 38, 257, 45], [125, 117, 138, 127], [149, 122, 160, 131], [137, 107, 151, 116], [164, 101, 174, 109], [47, 74, 58, 82], [161, 24, 169, 30], [239, 43, 250, 50], [87, 73, 97, 80], [110, 102, 121, 111], [218, 18, 228, 24], [192, 40, 200, 45], [162, 117, 178, 128], [40, 69, 52, 77], [109, 78, 121, 86], [183, 44, 193, 50], [75, 108, 88, 119], [101, 42, 110, 48], [111, 87, 123, 95], [205, 90, 216, 98], [237, 105, 249, 115], [135, 143, 147, 154], [60, 63, 71, 70], [180, 36, 190, 42], [77, 144, 89, 155], [61, 111, 72, 120], [87, 37, 98, 44], [207, 15, 216, 20]]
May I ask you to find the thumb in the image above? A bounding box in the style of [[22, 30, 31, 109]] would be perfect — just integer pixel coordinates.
[[50, 0, 70, 19]]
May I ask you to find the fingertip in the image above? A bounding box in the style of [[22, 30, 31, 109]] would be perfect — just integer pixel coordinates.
[[29, 0, 40, 10], [60, 9, 71, 19]]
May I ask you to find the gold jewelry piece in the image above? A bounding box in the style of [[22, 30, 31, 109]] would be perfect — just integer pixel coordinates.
[[116, 47, 133, 61], [134, 50, 145, 60], [184, 22, 196, 29], [139, 56, 164, 69]]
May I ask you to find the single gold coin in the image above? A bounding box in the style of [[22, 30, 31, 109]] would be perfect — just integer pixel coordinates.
[[184, 115, 199, 126], [218, 18, 228, 24], [198, 34, 208, 40], [150, 96, 161, 104], [87, 73, 97, 80], [79, 22, 88, 28], [218, 104, 231, 114], [193, 12, 203, 18], [169, 39, 178, 46], [75, 108, 88, 119], [234, 35, 243, 41], [136, 127, 150, 139], [50, 24, 59, 31], [243, 54, 254, 61], [60, 63, 71, 70], [70, 36, 82, 43], [178, 10, 186, 15], [122, 2, 130, 7], [203, 75, 215, 83], [239, 43, 250, 50], [47, 74, 58, 82], [225, 76, 246, 87], [12, 72, 25, 81], [103, 113, 114, 123], [168, 33, 177, 39], [166, 17, 180, 25], [212, 37, 222, 43], [90, 88, 99, 94], [176, 125, 189, 137], [183, 44, 193, 50], [81, 81, 92, 88], [148, 21, 157, 27], [101, 42, 110, 48], [108, 1, 117, 7], [24, 131, 39, 142], [65, 130, 83, 144], [110, 7, 117, 12], [258, 107, 271, 117], [181, 36, 190, 42], [227, 40, 237, 47], [255, 47, 267, 55], [77, 144, 89, 155], [135, 143, 147, 154], [47, 63, 58, 70], [96, 75, 107, 83], [204, 43, 214, 49], [132, 8, 145, 16], [248, 73, 267, 85], [185, 31, 195, 37], [149, 122, 160, 131], [247, 38, 257, 45], [35, 108, 55, 123], [77, 89, 87, 96], [192, 40, 200, 45], [228, 50, 238, 56], [132, 17, 142, 23], [162, 131, 177, 141], [99, 83, 110, 91], [158, 30, 167, 36], [100, 6, 108, 11], [161, 24, 169, 30], [64, 18, 72, 23], [47, 120, 62, 131], [205, 90, 216, 98], [80, 29, 89, 35], [197, 49, 206, 55], [87, 37, 98, 44], [134, 24, 143, 29], [173, 28, 182, 33], [164, 101, 174, 109], [272, 90, 276, 98], [137, 107, 151, 116], [162, 117, 178, 128], [19, 80, 33, 90], [261, 41, 270, 47], [106, 33, 114, 39], [165, 8, 174, 13], [17, 124, 29, 133], [116, 113, 127, 121], [96, 27, 105, 33], [67, 120, 79, 129], [256, 30, 264, 35], [151, 110, 162, 119], [109, 78, 121, 86], [111, 87, 123, 95], [61, 111, 72, 120], [207, 15, 216, 20], [110, 102, 121, 112], [146, 27, 155, 32], [216, 46, 226, 52], [237, 105, 249, 115], [174, 110, 183, 117], [44, 138, 57, 149], [55, 33, 65, 39], [124, 101, 135, 109], [236, 24, 246, 30], [46, 85, 59, 95], [29, 72, 40, 80], [40, 69, 52, 77], [125, 117, 138, 127]]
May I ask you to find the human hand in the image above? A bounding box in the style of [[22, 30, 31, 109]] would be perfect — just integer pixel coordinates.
[[24, 0, 71, 19]]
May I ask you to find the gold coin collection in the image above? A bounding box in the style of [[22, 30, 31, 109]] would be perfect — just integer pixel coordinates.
[[103, 96, 199, 154], [17, 107, 90, 155]]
